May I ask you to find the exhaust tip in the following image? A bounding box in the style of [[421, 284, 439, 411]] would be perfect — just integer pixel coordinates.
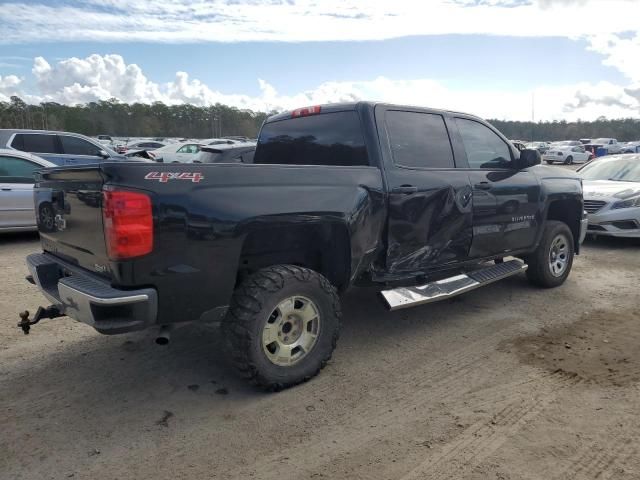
[[155, 326, 171, 346]]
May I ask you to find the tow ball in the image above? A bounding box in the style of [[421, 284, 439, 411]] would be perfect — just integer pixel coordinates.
[[17, 306, 64, 335]]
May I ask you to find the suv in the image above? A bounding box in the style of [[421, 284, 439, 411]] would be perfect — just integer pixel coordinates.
[[0, 129, 125, 166], [22, 102, 587, 390]]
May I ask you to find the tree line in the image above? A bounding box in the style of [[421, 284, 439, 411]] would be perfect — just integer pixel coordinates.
[[0, 96, 271, 139], [1, 96, 639, 141]]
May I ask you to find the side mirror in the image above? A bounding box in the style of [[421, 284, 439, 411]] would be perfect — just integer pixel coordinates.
[[99, 149, 110, 159], [516, 149, 541, 169]]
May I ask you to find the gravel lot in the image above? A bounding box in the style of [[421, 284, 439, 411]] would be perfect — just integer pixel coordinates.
[[2, 200, 639, 479]]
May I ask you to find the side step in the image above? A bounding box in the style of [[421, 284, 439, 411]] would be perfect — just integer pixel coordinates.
[[381, 260, 527, 311]]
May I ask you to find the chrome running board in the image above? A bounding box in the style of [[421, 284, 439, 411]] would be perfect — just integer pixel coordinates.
[[381, 260, 528, 311]]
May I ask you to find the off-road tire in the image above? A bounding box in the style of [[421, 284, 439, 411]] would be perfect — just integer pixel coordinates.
[[524, 220, 574, 288], [222, 265, 341, 390]]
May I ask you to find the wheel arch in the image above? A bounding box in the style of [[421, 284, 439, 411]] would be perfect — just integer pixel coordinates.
[[237, 220, 352, 292], [545, 198, 582, 253]]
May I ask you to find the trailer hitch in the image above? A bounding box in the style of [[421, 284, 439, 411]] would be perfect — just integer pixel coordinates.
[[17, 306, 64, 335]]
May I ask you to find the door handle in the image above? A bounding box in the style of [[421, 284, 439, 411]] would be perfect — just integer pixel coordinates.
[[391, 185, 418, 194], [1, 188, 11, 191], [474, 182, 492, 190]]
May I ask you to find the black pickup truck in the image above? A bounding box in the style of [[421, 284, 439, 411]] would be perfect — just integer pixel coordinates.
[[22, 102, 587, 389]]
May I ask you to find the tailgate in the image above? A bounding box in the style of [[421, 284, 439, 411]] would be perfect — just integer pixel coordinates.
[[35, 166, 111, 277]]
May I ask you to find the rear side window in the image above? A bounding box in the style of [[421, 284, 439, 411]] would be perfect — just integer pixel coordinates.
[[60, 135, 101, 156], [254, 111, 369, 166], [385, 111, 455, 168], [12, 134, 58, 154], [177, 144, 200, 154], [0, 155, 40, 183], [455, 118, 512, 169]]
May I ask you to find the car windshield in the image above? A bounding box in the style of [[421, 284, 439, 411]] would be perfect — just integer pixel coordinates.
[[579, 157, 640, 182], [592, 138, 611, 144]]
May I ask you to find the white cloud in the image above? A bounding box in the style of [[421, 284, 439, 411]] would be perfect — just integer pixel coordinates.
[[0, 74, 23, 102], [4, 54, 634, 121], [0, 0, 638, 44]]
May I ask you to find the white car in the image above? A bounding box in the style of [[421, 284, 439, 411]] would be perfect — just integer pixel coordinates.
[[578, 154, 640, 238], [0, 149, 56, 232], [543, 144, 593, 165], [96, 135, 113, 146], [148, 141, 202, 163]]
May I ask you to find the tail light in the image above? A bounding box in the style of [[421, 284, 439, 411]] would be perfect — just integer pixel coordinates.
[[102, 189, 153, 260]]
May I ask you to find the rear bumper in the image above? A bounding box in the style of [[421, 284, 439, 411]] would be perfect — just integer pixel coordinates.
[[26, 253, 157, 334]]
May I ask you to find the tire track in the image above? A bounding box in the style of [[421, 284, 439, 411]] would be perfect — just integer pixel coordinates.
[[399, 372, 583, 480]]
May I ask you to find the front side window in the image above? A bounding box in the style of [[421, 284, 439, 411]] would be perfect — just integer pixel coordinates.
[[385, 111, 455, 168], [12, 134, 58, 154], [60, 135, 101, 156], [0, 155, 41, 183], [455, 118, 512, 169], [254, 111, 369, 166]]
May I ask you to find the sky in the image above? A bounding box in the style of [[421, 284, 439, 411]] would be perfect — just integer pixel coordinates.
[[0, 0, 639, 121]]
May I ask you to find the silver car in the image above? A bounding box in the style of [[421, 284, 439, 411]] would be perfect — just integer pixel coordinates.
[[579, 154, 640, 238], [0, 149, 55, 232]]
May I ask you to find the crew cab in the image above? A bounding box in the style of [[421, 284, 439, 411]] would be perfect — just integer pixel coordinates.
[[22, 102, 587, 390]]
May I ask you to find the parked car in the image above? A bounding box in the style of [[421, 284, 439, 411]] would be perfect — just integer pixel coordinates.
[[96, 135, 113, 146], [0, 129, 125, 165], [119, 140, 168, 156], [0, 149, 55, 232], [21, 102, 586, 390], [578, 154, 640, 238], [148, 141, 202, 163], [525, 141, 550, 154], [585, 138, 623, 156], [621, 141, 640, 154], [579, 138, 591, 145], [543, 144, 593, 165], [190, 142, 256, 164]]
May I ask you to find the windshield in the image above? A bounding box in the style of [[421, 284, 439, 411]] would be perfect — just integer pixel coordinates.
[[592, 138, 611, 144], [579, 157, 640, 182]]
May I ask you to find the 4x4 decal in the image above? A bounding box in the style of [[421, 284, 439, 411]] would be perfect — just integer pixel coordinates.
[[144, 172, 204, 183]]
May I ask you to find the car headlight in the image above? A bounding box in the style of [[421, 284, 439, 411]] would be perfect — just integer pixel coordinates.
[[612, 196, 640, 209]]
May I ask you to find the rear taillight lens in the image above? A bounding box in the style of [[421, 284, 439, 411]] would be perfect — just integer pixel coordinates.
[[102, 189, 153, 260]]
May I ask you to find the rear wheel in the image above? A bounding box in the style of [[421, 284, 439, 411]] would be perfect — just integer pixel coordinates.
[[223, 265, 341, 390], [546, 160, 553, 164], [524, 221, 574, 288]]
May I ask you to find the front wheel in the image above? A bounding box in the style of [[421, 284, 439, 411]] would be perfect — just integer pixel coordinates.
[[564, 156, 573, 165], [524, 221, 574, 288], [223, 265, 341, 390], [546, 160, 554, 164]]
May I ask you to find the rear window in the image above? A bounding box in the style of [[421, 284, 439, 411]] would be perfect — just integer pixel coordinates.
[[254, 111, 369, 166], [12, 134, 58, 154]]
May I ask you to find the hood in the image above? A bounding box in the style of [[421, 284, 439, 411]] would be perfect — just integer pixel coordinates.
[[583, 180, 640, 200]]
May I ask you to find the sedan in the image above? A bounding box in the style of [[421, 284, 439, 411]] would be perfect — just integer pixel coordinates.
[[543, 145, 593, 165], [148, 142, 202, 163], [0, 149, 56, 232], [578, 154, 640, 238]]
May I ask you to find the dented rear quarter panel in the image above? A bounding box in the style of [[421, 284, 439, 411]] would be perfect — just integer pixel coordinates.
[[99, 162, 386, 325]]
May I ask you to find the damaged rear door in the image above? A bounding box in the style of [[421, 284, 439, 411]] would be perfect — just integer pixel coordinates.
[[376, 106, 474, 274]]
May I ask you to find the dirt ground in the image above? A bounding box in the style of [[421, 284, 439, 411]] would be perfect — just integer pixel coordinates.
[[1, 231, 639, 480]]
